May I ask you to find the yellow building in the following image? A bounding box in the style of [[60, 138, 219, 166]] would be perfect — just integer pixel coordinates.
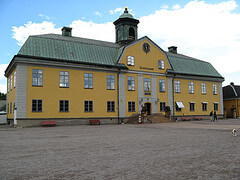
[[5, 8, 224, 127], [223, 83, 240, 118]]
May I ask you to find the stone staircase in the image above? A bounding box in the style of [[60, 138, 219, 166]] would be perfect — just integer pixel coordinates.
[[126, 113, 172, 124]]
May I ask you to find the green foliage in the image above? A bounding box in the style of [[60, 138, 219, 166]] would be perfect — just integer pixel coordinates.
[[0, 92, 6, 100]]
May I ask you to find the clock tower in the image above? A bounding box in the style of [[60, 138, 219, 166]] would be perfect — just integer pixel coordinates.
[[113, 7, 139, 45]]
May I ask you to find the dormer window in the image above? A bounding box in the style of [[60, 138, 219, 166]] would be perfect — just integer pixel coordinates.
[[127, 56, 135, 66], [158, 60, 165, 69]]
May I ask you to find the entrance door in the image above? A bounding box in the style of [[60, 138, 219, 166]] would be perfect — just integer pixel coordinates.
[[145, 103, 151, 115]]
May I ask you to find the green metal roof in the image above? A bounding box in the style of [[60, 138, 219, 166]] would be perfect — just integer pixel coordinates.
[[119, 8, 134, 19], [16, 34, 223, 79], [18, 34, 125, 68], [166, 52, 223, 78]]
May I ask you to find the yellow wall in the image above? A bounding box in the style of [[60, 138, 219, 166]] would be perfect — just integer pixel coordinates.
[[119, 39, 171, 73], [224, 99, 240, 117], [27, 66, 118, 118], [7, 69, 16, 119], [174, 79, 220, 116]]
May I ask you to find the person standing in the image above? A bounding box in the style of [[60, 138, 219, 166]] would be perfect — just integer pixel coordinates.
[[214, 111, 217, 121], [210, 111, 213, 122]]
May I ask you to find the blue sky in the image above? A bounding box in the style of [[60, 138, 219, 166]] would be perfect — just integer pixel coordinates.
[[1, 0, 240, 93]]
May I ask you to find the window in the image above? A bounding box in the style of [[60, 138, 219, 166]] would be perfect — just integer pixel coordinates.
[[85, 101, 93, 112], [107, 75, 115, 90], [202, 103, 207, 111], [158, 60, 165, 69], [189, 82, 194, 94], [128, 76, 135, 91], [10, 75, 12, 90], [144, 78, 151, 91], [14, 71, 16, 88], [127, 56, 134, 66], [214, 103, 218, 111], [175, 80, 181, 93], [59, 71, 69, 87], [176, 105, 181, 111], [7, 78, 10, 92], [59, 100, 69, 112], [190, 102, 195, 111], [32, 99, 42, 112], [201, 83, 206, 94], [107, 101, 115, 112], [13, 101, 15, 111], [32, 69, 43, 86], [213, 84, 217, 95], [84, 73, 93, 89], [7, 103, 9, 114], [159, 79, 166, 92], [128, 101, 135, 112], [160, 102, 166, 112]]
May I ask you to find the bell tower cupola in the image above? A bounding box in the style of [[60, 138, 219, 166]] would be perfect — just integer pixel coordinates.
[[113, 7, 139, 45]]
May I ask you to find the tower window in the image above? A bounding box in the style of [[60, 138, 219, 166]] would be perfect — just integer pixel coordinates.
[[129, 27, 135, 41]]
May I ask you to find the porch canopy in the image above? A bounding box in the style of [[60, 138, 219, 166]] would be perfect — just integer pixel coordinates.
[[176, 102, 184, 108]]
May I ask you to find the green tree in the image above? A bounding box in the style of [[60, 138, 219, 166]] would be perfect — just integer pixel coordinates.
[[0, 92, 6, 100]]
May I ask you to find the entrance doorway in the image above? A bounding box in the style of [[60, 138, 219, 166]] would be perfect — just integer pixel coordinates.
[[144, 103, 151, 115]]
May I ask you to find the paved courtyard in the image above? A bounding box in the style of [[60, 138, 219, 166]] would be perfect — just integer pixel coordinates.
[[0, 119, 240, 179]]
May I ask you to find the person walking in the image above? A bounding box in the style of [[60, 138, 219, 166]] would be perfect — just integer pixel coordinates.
[[214, 111, 217, 121], [210, 111, 213, 122]]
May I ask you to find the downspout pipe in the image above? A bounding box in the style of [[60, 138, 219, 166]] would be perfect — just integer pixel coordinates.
[[117, 69, 120, 124], [172, 74, 175, 120]]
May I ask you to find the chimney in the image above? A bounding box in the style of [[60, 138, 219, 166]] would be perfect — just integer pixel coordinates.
[[168, 46, 177, 54], [61, 27, 72, 37], [230, 82, 234, 86]]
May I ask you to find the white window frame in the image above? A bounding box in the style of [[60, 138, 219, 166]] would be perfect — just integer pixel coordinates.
[[189, 82, 194, 94], [144, 78, 151, 91], [128, 76, 135, 91], [202, 102, 207, 111], [160, 102, 166, 112], [128, 101, 135, 112], [189, 102, 195, 111], [201, 83, 206, 94], [107, 75, 115, 90], [175, 80, 181, 93], [85, 101, 93, 112], [213, 84, 217, 95], [214, 102, 219, 111], [10, 75, 12, 90], [84, 73, 93, 89], [158, 60, 165, 69], [107, 101, 115, 112], [32, 69, 43, 86], [7, 78, 10, 92], [32, 99, 43, 112], [127, 56, 134, 66], [59, 71, 69, 88], [59, 100, 69, 112], [159, 79, 165, 92], [14, 71, 16, 88]]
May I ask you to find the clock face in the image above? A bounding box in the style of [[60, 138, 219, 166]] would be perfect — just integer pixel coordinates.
[[143, 43, 150, 53]]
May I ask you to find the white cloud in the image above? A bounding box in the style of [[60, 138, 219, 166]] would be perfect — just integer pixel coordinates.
[[173, 4, 181, 10], [70, 20, 115, 42], [10, 0, 240, 82], [39, 14, 55, 20], [0, 64, 8, 93], [109, 7, 124, 15], [139, 0, 240, 74], [95, 11, 102, 17], [12, 21, 61, 46], [161, 4, 169, 9]]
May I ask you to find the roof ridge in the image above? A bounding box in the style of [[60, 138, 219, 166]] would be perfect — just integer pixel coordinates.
[[30, 34, 122, 49], [166, 52, 210, 63]]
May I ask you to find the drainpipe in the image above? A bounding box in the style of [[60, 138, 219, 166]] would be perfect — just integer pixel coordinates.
[[117, 70, 120, 124], [172, 74, 175, 121]]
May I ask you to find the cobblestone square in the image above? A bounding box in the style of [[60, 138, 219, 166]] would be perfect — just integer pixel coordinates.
[[1, 119, 240, 179]]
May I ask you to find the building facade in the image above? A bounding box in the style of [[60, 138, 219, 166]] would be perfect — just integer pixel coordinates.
[[223, 82, 240, 118], [5, 8, 224, 127]]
